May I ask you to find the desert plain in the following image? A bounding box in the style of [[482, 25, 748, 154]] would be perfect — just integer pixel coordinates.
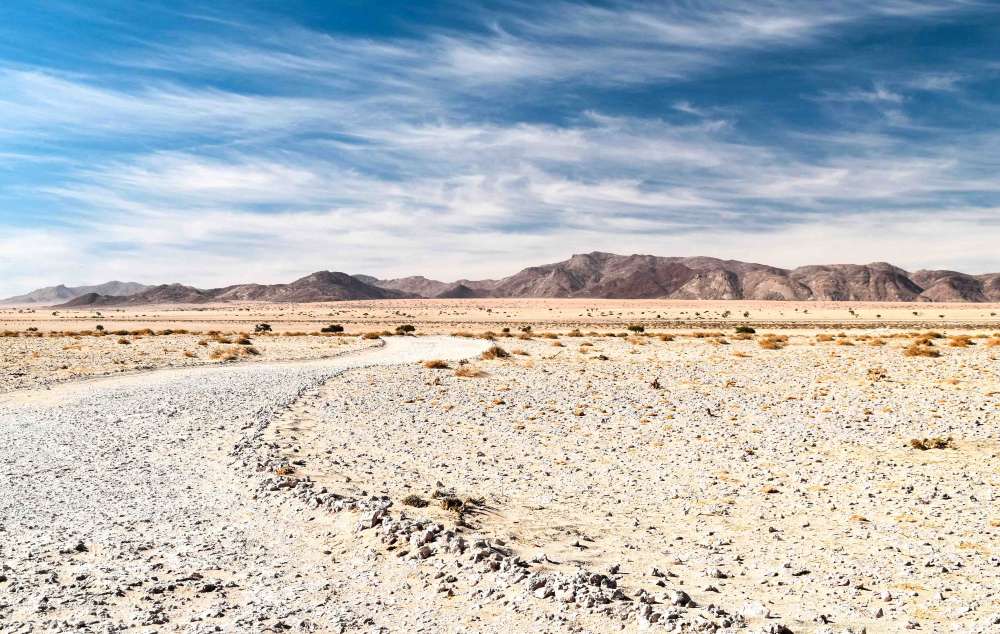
[[1, 299, 999, 633]]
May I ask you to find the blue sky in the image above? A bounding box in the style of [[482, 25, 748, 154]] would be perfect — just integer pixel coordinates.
[[2, 1, 999, 295]]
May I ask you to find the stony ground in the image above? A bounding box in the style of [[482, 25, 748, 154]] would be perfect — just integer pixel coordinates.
[[0, 337, 491, 633], [266, 331, 1000, 633], [2, 330, 998, 633]]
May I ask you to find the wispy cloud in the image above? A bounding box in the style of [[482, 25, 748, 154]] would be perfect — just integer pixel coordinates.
[[0, 0, 998, 296]]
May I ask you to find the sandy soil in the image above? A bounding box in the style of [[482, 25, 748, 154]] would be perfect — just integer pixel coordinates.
[[3, 298, 999, 335], [0, 331, 377, 393]]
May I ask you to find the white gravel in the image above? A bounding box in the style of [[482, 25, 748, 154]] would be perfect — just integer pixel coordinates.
[[0, 336, 488, 633]]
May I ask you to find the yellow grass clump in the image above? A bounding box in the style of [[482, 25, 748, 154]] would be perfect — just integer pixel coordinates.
[[454, 364, 485, 378], [422, 359, 450, 369]]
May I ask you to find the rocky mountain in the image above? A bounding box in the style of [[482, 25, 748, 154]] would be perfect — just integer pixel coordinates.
[[26, 254, 1000, 307], [54, 272, 411, 307], [1, 281, 150, 305], [361, 252, 1000, 302]]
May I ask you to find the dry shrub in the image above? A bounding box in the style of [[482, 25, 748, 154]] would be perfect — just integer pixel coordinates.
[[517, 333, 533, 340], [551, 340, 564, 347], [540, 333, 558, 339], [625, 335, 646, 345], [235, 336, 253, 345], [455, 364, 485, 378], [511, 348, 530, 356], [361, 332, 382, 340], [659, 334, 674, 342], [904, 343, 940, 358], [816, 334, 834, 342], [567, 329, 583, 337], [274, 465, 295, 476], [480, 344, 510, 360], [402, 494, 428, 508], [986, 337, 1000, 348], [209, 345, 260, 361], [117, 337, 131, 345], [909, 436, 955, 450], [691, 331, 725, 339], [452, 331, 475, 338], [732, 351, 749, 358], [422, 359, 449, 369], [867, 367, 888, 382], [758, 334, 788, 350], [948, 335, 974, 348], [836, 339, 854, 346], [183, 351, 197, 358], [731, 332, 753, 341], [868, 338, 886, 346]]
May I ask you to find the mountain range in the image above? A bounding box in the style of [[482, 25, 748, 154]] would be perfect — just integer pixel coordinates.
[[4, 253, 1000, 306]]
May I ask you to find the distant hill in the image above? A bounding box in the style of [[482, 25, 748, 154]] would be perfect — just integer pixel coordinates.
[[19, 253, 1000, 307], [1, 281, 150, 305], [53, 272, 413, 307]]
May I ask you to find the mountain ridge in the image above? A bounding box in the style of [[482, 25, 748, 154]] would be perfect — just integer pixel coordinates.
[[8, 253, 1000, 306]]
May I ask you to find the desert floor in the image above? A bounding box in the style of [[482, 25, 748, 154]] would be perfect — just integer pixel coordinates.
[[1, 301, 998, 633]]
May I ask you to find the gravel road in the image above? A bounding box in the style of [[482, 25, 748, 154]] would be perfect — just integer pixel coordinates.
[[0, 336, 488, 633]]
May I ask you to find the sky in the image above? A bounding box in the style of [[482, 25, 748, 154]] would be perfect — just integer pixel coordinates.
[[1, 0, 1000, 295]]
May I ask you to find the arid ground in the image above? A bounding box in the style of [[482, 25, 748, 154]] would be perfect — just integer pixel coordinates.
[[1, 300, 998, 633]]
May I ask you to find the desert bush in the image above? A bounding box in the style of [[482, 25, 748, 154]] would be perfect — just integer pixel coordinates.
[[731, 332, 753, 341], [183, 351, 197, 358], [320, 324, 343, 333], [836, 339, 854, 346], [948, 335, 974, 348], [481, 344, 510, 360], [402, 494, 428, 508], [758, 334, 787, 350], [255, 323, 273, 333], [904, 343, 940, 357], [511, 348, 530, 356], [627, 324, 645, 333], [540, 332, 558, 339], [361, 332, 382, 340], [909, 436, 954, 450], [455, 364, 485, 378], [209, 345, 259, 361], [422, 359, 449, 369], [235, 336, 253, 345], [734, 325, 755, 334], [117, 337, 131, 345], [95, 325, 104, 331], [868, 338, 886, 346], [659, 334, 674, 342], [567, 329, 583, 337], [395, 324, 416, 335], [816, 334, 834, 342], [986, 337, 1000, 348]]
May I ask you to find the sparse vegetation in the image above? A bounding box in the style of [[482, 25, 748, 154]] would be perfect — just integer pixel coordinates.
[[254, 323, 272, 333], [320, 324, 343, 333], [395, 324, 416, 335], [402, 494, 428, 508], [758, 334, 788, 350], [735, 325, 755, 334], [422, 359, 449, 369], [904, 342, 940, 357], [481, 344, 510, 360], [909, 436, 955, 450], [454, 364, 485, 378]]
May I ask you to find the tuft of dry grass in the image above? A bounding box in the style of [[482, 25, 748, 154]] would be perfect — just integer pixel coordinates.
[[183, 351, 197, 358], [209, 345, 260, 361], [815, 334, 834, 342], [361, 332, 382, 340], [117, 337, 131, 345], [422, 359, 449, 369], [758, 334, 788, 350], [659, 334, 675, 342], [480, 344, 510, 360], [904, 342, 940, 357], [402, 494, 429, 508], [511, 348, 530, 356], [454, 364, 485, 378], [986, 337, 1000, 348], [909, 436, 955, 450], [948, 335, 974, 348]]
